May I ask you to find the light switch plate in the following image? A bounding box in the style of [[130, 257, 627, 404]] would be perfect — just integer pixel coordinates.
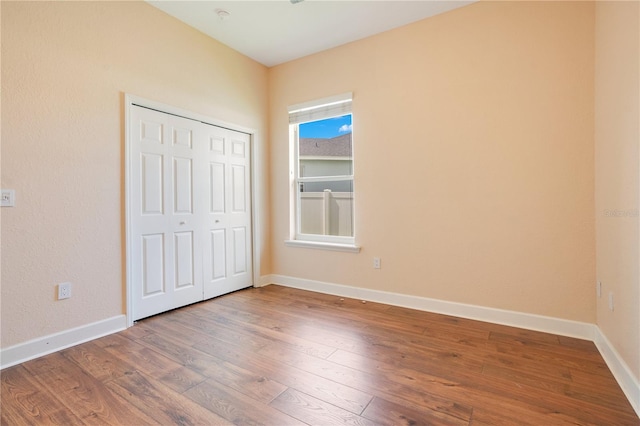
[[1, 189, 15, 207]]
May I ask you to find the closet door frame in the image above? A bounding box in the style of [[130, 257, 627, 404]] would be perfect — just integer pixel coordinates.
[[124, 94, 262, 327]]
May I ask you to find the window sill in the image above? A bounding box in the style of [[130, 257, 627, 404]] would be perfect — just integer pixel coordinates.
[[284, 240, 361, 253]]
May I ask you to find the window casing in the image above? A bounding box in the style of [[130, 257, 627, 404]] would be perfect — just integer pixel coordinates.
[[287, 93, 356, 249]]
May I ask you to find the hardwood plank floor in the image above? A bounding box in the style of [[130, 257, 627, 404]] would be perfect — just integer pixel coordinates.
[[2, 285, 638, 425]]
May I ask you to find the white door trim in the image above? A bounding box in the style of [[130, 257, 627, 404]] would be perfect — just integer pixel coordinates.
[[124, 94, 262, 327]]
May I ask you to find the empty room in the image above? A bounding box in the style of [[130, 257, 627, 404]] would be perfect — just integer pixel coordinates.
[[1, 0, 639, 424]]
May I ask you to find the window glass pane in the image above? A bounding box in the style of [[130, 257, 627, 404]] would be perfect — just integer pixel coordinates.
[[299, 180, 353, 237], [299, 115, 352, 178]]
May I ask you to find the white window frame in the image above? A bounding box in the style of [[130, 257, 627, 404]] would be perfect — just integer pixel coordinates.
[[285, 93, 360, 253]]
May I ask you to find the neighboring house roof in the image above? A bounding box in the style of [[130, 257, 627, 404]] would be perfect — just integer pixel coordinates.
[[300, 134, 352, 157]]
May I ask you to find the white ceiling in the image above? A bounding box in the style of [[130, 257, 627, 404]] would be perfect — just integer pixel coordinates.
[[147, 1, 475, 67]]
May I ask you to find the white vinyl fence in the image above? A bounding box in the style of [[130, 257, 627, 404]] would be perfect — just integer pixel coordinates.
[[300, 190, 353, 237]]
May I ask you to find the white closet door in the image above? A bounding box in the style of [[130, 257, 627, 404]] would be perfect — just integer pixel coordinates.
[[202, 124, 253, 299], [130, 105, 205, 320], [129, 105, 253, 321]]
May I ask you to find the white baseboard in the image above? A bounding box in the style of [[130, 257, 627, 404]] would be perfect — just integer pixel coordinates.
[[255, 275, 273, 288], [266, 274, 595, 340], [0, 315, 127, 370], [265, 274, 639, 417], [594, 327, 640, 417]]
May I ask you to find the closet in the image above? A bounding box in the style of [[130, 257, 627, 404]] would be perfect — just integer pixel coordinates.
[[128, 104, 252, 320]]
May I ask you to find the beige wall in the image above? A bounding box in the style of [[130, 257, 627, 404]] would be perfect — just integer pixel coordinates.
[[595, 2, 640, 381], [269, 1, 596, 322], [0, 1, 269, 348]]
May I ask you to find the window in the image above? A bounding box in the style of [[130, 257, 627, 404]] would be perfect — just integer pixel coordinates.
[[286, 93, 359, 252]]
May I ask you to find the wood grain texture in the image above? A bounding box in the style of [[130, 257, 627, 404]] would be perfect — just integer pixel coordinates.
[[2, 285, 638, 425]]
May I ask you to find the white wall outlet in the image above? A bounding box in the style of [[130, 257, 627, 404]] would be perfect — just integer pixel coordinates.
[[58, 282, 72, 300], [597, 281, 602, 298], [373, 257, 381, 269], [1, 189, 15, 207], [608, 292, 614, 311]]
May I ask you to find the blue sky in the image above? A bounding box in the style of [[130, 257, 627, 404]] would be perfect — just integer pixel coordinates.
[[299, 114, 352, 139]]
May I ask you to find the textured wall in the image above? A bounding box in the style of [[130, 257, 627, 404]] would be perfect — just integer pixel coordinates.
[[595, 1, 640, 382], [269, 1, 596, 322], [0, 1, 269, 348]]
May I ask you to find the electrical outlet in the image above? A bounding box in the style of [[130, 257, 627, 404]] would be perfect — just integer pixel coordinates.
[[373, 257, 381, 269], [1, 189, 15, 207], [597, 281, 602, 298], [608, 292, 614, 311], [58, 282, 71, 300]]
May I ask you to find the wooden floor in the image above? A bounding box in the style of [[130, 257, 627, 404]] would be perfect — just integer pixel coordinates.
[[2, 285, 638, 425]]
